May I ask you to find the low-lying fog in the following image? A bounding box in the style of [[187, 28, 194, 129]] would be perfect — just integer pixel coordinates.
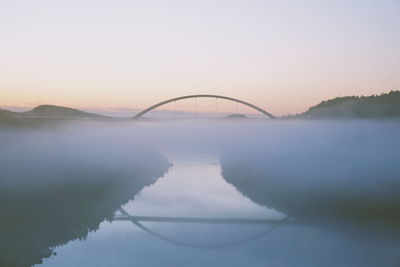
[[1, 119, 400, 267]]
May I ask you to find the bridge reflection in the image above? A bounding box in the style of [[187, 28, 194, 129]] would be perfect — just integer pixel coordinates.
[[114, 207, 290, 249], [114, 213, 293, 225]]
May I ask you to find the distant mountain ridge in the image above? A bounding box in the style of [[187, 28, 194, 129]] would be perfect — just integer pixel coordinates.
[[22, 105, 107, 119], [0, 105, 108, 128], [0, 109, 19, 118], [299, 91, 400, 118]]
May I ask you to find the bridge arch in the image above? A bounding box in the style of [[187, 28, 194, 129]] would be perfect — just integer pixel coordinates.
[[133, 94, 275, 119]]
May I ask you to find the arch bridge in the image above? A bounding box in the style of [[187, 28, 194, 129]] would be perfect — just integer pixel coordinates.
[[133, 94, 275, 119]]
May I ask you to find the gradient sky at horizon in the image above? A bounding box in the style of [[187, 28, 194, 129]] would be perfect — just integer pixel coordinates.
[[1, 0, 399, 115]]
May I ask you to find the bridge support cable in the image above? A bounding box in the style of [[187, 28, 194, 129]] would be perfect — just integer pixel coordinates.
[[215, 97, 218, 117], [195, 97, 197, 118], [174, 101, 177, 119]]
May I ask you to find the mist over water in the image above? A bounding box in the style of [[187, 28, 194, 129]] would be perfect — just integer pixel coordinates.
[[1, 119, 400, 266]]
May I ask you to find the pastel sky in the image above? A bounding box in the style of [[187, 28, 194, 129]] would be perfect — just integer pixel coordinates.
[[1, 0, 399, 115]]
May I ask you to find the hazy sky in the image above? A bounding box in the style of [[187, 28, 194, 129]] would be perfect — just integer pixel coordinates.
[[1, 0, 399, 115]]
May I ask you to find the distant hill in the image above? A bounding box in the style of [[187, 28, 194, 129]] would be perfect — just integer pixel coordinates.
[[22, 105, 107, 119], [0, 109, 19, 118], [0, 109, 22, 123], [0, 105, 108, 128], [0, 109, 34, 128], [225, 114, 247, 119], [300, 91, 400, 119]]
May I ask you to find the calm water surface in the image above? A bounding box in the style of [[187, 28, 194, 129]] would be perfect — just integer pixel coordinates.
[[38, 155, 285, 267], [2, 120, 400, 267], [38, 153, 400, 267]]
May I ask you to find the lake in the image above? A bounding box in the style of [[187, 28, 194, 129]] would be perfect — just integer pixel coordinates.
[[1, 120, 400, 266]]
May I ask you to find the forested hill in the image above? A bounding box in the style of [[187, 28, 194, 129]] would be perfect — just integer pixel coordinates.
[[300, 91, 400, 118], [0, 109, 18, 118], [0, 105, 108, 128], [22, 105, 106, 118]]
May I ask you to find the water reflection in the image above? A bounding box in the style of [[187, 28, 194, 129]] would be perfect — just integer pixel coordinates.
[[38, 156, 286, 266], [117, 207, 289, 249], [0, 132, 170, 267], [2, 120, 400, 267], [40, 153, 400, 267], [220, 131, 400, 242], [115, 157, 284, 249]]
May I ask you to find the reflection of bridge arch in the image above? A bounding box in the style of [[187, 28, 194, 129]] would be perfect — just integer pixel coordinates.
[[117, 207, 291, 249], [133, 94, 275, 119]]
